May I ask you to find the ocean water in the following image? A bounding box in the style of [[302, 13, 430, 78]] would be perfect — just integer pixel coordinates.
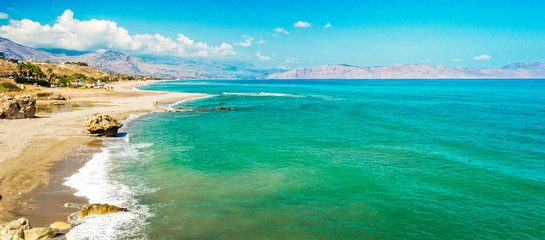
[[66, 79, 545, 239]]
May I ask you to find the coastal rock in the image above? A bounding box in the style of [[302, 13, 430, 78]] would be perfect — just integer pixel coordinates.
[[37, 93, 66, 101], [47, 94, 66, 101], [23, 228, 58, 240], [217, 107, 234, 111], [0, 218, 31, 240], [82, 114, 123, 137], [49, 222, 70, 230], [78, 203, 128, 220], [0, 95, 36, 119]]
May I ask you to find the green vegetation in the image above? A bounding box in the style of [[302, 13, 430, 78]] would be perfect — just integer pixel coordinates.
[[8, 58, 18, 64], [16, 62, 45, 81], [72, 73, 87, 81], [0, 82, 20, 92], [36, 92, 50, 97], [65, 61, 89, 66], [15, 77, 50, 87]]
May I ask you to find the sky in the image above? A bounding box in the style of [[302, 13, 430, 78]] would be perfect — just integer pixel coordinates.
[[0, 0, 544, 69]]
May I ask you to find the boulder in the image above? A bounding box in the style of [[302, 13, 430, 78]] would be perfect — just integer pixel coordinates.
[[0, 218, 31, 240], [0, 95, 36, 119], [49, 222, 70, 230], [23, 228, 58, 240], [47, 94, 66, 101], [82, 114, 123, 137], [78, 203, 128, 220]]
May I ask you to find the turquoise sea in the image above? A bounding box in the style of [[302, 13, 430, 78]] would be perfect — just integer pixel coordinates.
[[65, 79, 545, 239]]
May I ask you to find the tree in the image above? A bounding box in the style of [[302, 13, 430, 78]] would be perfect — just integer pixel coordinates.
[[58, 76, 70, 86], [46, 68, 54, 83], [16, 63, 30, 79], [31, 64, 43, 80], [50, 73, 57, 83]]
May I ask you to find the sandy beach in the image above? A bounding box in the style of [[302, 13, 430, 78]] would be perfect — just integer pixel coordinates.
[[0, 80, 205, 227]]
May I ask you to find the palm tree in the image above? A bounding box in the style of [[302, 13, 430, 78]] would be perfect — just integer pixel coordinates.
[[31, 65, 43, 80], [24, 64, 32, 80], [50, 73, 57, 83], [16, 63, 25, 78], [46, 68, 54, 83]]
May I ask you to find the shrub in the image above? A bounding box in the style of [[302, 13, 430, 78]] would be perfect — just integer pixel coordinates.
[[14, 77, 50, 87], [37, 92, 50, 97], [0, 82, 21, 92]]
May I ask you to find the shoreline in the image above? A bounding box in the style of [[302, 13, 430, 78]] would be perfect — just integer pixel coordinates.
[[0, 80, 206, 229]]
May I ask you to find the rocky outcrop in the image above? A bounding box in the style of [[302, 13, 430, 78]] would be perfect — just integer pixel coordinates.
[[0, 218, 58, 240], [47, 94, 66, 101], [37, 93, 67, 101], [82, 114, 123, 137], [0, 218, 30, 240], [217, 107, 234, 111], [48, 222, 70, 231], [23, 228, 58, 240], [78, 203, 128, 220], [0, 95, 36, 119]]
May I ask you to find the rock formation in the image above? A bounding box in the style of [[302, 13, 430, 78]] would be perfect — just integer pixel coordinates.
[[0, 218, 58, 240], [78, 203, 128, 220], [217, 107, 234, 111], [37, 93, 67, 101], [48, 222, 70, 230], [23, 228, 58, 240], [0, 218, 30, 240], [0, 95, 36, 119], [82, 114, 123, 137]]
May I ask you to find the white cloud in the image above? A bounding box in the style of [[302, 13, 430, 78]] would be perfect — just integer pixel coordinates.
[[324, 23, 332, 28], [474, 55, 491, 61], [294, 21, 311, 28], [235, 35, 253, 47], [256, 52, 271, 61], [0, 12, 8, 19], [274, 28, 289, 35], [257, 39, 266, 44], [0, 9, 236, 58], [453, 59, 463, 62]]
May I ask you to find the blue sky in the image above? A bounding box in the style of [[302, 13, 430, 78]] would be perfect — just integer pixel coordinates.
[[0, 0, 544, 69]]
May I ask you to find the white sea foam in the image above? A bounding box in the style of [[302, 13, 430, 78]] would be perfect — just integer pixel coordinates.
[[64, 115, 156, 239], [167, 95, 215, 111]]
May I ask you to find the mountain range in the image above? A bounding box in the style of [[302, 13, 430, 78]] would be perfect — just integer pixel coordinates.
[[267, 63, 545, 79], [2, 37, 545, 79], [0, 37, 279, 79]]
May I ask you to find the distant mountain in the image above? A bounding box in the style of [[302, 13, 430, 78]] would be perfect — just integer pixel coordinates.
[[4, 37, 545, 80], [267, 63, 545, 79], [0, 37, 66, 62], [70, 50, 209, 78], [139, 55, 285, 79], [0, 37, 256, 78]]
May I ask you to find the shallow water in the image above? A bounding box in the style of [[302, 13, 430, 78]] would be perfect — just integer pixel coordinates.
[[67, 79, 545, 239], [36, 103, 101, 115]]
